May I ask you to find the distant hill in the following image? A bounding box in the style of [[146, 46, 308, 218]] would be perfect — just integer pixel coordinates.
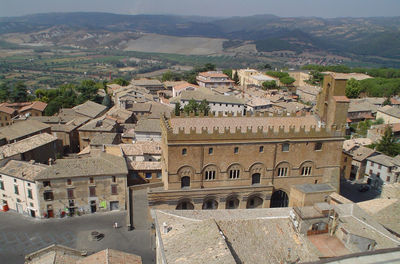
[[0, 12, 399, 61]]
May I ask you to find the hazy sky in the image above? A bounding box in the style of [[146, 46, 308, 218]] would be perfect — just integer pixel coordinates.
[[1, 0, 399, 18]]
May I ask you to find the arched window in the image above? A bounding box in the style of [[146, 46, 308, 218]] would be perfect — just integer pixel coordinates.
[[228, 164, 242, 179], [300, 161, 314, 176], [202, 198, 218, 210], [225, 196, 239, 209], [276, 162, 290, 177], [301, 166, 312, 176], [229, 169, 240, 179], [246, 195, 263, 209], [205, 171, 216, 180], [203, 165, 218, 181], [176, 199, 194, 210]]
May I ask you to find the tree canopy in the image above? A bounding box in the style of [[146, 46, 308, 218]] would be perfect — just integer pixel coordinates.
[[345, 78, 362, 98], [109, 78, 129, 86], [162, 71, 183, 82], [375, 126, 400, 157], [262, 80, 277, 90], [182, 99, 210, 116], [280, 76, 296, 86], [9, 82, 29, 103]]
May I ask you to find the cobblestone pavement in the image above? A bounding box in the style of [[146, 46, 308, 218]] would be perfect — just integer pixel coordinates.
[[0, 210, 155, 264]]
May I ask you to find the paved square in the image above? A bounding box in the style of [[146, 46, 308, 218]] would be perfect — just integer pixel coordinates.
[[0, 210, 155, 264]]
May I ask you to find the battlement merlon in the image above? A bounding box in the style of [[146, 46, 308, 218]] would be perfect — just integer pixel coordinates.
[[160, 114, 346, 143]]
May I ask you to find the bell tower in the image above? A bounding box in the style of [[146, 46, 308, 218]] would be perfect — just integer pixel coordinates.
[[316, 74, 349, 128]]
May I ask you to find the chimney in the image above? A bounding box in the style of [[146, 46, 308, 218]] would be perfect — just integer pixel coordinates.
[[48, 158, 53, 166]]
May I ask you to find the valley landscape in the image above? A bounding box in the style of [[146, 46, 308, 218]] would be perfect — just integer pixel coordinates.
[[0, 12, 399, 89]]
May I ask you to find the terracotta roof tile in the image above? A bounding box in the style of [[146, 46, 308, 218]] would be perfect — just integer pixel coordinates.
[[173, 81, 199, 91], [128, 161, 161, 171], [19, 101, 48, 113], [390, 98, 400, 105], [198, 71, 229, 78], [0, 105, 16, 115], [77, 248, 142, 264], [0, 133, 58, 159]]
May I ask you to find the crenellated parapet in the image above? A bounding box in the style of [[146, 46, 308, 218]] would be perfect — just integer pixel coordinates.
[[161, 112, 345, 142]]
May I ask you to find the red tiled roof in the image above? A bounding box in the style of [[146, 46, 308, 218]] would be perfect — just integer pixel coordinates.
[[2, 102, 31, 108], [333, 96, 350, 103], [173, 82, 199, 91], [390, 123, 400, 132], [0, 105, 16, 115], [391, 98, 400, 105], [196, 78, 235, 83], [19, 101, 48, 113], [349, 113, 374, 121], [198, 71, 229, 78]]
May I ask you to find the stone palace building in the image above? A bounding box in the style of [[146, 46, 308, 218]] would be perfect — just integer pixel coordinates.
[[148, 74, 350, 210]]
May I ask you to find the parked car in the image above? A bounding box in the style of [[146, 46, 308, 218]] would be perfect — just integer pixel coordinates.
[[358, 185, 370, 192]]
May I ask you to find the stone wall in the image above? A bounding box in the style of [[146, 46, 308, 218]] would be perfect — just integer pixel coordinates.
[[36, 174, 127, 218]]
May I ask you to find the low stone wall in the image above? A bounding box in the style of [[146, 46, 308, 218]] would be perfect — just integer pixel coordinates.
[[129, 182, 164, 191]]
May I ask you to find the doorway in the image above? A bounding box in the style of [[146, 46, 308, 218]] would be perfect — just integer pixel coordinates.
[[90, 201, 97, 213], [16, 203, 23, 214]]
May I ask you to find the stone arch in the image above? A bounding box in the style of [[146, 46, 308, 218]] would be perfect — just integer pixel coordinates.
[[246, 193, 264, 209], [225, 194, 240, 209], [227, 163, 244, 180], [177, 165, 195, 178], [275, 161, 291, 177], [177, 165, 195, 188], [299, 160, 315, 176], [176, 198, 194, 210], [270, 189, 289, 208], [202, 164, 220, 181], [249, 162, 265, 174], [202, 196, 219, 210], [249, 163, 264, 184]]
